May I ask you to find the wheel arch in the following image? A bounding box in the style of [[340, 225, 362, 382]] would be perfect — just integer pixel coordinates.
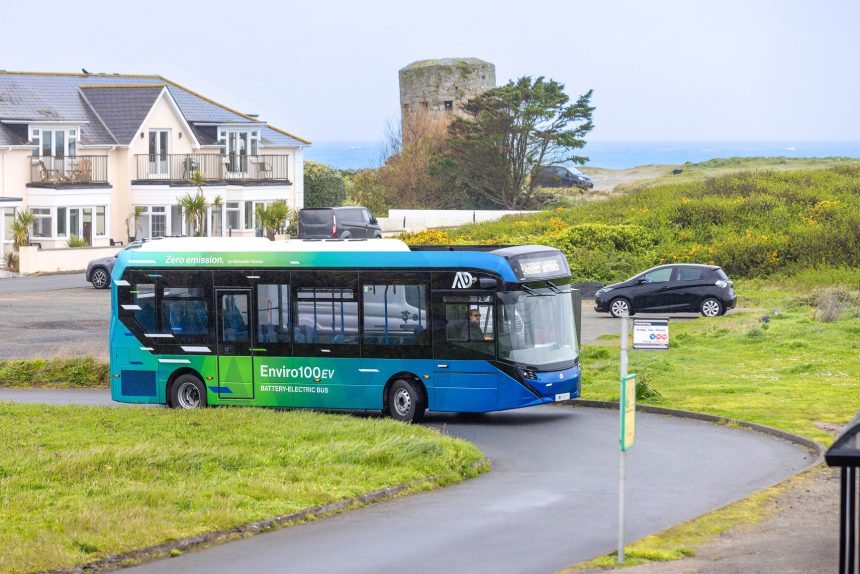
[[383, 371, 427, 411], [165, 367, 205, 407]]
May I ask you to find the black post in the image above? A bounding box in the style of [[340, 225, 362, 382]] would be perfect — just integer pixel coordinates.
[[841, 466, 857, 574]]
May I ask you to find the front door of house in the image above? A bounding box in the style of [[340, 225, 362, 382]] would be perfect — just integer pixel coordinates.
[[148, 130, 169, 178]]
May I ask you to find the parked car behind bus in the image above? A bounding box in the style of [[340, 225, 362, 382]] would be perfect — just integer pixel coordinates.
[[298, 207, 382, 239], [594, 264, 736, 317]]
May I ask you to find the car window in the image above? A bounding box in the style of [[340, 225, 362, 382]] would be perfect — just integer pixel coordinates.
[[643, 268, 673, 283], [676, 267, 704, 281], [362, 209, 371, 223]]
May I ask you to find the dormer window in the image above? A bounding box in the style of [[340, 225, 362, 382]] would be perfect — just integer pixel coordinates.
[[217, 127, 261, 173], [30, 126, 77, 158]]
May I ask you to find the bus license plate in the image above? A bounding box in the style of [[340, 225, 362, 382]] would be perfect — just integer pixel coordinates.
[[554, 392, 570, 402]]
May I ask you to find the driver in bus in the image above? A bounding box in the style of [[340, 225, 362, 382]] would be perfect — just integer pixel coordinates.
[[468, 308, 492, 341]]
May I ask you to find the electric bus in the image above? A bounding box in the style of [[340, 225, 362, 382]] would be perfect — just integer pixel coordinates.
[[109, 238, 581, 422]]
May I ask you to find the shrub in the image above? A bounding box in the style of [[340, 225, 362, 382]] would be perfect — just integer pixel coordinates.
[[66, 235, 89, 248], [304, 161, 347, 208], [812, 288, 857, 322], [348, 169, 392, 216]]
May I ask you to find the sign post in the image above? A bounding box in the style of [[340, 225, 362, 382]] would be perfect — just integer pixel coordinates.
[[617, 314, 635, 563]]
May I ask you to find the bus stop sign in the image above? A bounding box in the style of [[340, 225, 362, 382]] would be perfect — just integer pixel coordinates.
[[633, 318, 669, 350]]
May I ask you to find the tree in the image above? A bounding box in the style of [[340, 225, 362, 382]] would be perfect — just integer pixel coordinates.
[[176, 170, 212, 236], [445, 77, 594, 209], [12, 209, 33, 251], [176, 192, 208, 236], [255, 201, 292, 240], [304, 161, 347, 208]]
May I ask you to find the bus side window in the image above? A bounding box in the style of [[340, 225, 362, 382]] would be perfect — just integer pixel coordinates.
[[134, 284, 156, 332], [257, 284, 290, 344]]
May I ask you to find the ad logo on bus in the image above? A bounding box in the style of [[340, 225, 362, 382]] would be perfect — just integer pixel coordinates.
[[452, 272, 475, 289]]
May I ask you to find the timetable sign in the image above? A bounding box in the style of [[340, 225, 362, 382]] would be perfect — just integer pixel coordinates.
[[633, 318, 669, 350]]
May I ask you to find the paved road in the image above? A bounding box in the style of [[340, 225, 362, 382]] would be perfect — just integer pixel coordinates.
[[1, 274, 709, 361], [0, 272, 90, 294], [0, 390, 814, 574]]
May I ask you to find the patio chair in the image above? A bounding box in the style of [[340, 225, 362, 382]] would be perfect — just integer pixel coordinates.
[[183, 157, 201, 179], [37, 160, 61, 183], [74, 158, 92, 183]]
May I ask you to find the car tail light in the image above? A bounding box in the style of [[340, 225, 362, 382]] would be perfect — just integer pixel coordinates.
[[332, 214, 337, 237], [715, 280, 728, 288]]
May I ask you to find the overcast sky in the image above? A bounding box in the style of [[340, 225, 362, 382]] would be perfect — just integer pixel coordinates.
[[2, 0, 858, 143]]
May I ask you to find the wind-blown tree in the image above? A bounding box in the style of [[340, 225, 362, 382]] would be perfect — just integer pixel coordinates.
[[445, 77, 594, 209]]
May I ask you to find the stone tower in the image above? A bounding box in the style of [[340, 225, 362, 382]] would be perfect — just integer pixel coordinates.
[[399, 58, 495, 143]]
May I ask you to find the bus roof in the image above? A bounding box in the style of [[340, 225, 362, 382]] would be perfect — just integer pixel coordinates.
[[116, 238, 570, 283], [133, 237, 412, 253]]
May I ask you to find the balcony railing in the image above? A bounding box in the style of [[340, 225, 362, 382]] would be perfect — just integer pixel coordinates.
[[30, 156, 109, 185], [134, 154, 290, 183]]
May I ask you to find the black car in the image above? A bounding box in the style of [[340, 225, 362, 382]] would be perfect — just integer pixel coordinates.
[[532, 166, 594, 189], [298, 207, 382, 239], [594, 264, 736, 318], [86, 238, 159, 289]]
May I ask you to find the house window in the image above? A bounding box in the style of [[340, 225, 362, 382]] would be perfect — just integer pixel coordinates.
[[444, 100, 453, 112], [211, 204, 222, 237], [31, 208, 52, 238], [3, 208, 16, 242], [171, 205, 183, 236], [96, 206, 105, 236], [245, 201, 253, 230], [226, 202, 240, 232], [135, 206, 167, 238], [57, 208, 67, 237], [31, 127, 77, 158]]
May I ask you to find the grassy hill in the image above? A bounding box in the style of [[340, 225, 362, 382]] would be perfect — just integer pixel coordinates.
[[402, 162, 860, 284]]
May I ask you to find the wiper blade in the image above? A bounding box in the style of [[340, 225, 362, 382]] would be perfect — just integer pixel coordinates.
[[545, 281, 561, 294]]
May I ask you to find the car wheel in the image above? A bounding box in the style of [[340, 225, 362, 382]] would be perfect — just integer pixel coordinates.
[[339, 231, 352, 239], [387, 379, 425, 423], [700, 298, 723, 317], [609, 298, 632, 318], [170, 374, 207, 409], [90, 267, 110, 289]]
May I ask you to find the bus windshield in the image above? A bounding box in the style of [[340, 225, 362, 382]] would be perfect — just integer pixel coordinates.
[[497, 289, 578, 367]]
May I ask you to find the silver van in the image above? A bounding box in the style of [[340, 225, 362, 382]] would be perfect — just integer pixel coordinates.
[[298, 207, 382, 239]]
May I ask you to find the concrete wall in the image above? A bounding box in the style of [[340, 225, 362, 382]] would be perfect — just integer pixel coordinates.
[[380, 209, 538, 233], [18, 244, 117, 275]]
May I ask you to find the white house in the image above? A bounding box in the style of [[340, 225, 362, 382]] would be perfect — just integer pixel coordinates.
[[0, 71, 309, 255]]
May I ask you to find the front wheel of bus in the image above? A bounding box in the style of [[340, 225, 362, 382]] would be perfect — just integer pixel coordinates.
[[387, 379, 425, 423], [170, 374, 207, 409]]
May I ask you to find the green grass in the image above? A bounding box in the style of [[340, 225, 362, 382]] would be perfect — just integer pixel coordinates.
[[569, 281, 860, 569], [582, 283, 860, 443], [0, 357, 109, 388], [0, 404, 486, 573], [614, 156, 860, 191]]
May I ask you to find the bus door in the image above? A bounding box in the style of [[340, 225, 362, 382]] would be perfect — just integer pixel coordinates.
[[216, 288, 255, 400], [431, 291, 499, 411]]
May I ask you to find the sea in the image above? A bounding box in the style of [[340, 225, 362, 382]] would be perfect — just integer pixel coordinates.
[[305, 141, 860, 171]]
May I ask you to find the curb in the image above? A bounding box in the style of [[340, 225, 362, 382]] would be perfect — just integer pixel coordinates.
[[52, 460, 485, 574], [560, 399, 825, 462]]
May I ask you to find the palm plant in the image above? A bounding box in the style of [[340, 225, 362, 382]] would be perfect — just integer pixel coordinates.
[[177, 191, 208, 236], [127, 206, 144, 241], [256, 201, 291, 240], [12, 210, 33, 251]]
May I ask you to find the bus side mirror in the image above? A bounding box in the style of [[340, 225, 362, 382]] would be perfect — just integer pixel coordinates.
[[479, 277, 497, 289]]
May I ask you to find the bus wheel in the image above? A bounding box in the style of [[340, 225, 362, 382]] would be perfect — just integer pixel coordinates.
[[170, 374, 207, 409], [387, 379, 425, 423]]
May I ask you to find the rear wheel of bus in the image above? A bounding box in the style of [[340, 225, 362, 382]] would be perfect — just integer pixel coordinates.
[[387, 378, 425, 423], [170, 374, 207, 409]]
